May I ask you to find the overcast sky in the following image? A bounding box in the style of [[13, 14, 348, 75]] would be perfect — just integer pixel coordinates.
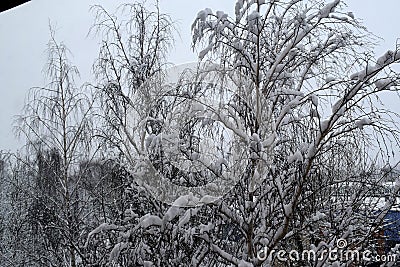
[[0, 0, 399, 152]]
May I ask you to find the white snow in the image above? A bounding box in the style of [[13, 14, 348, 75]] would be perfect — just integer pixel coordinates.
[[164, 205, 182, 222], [199, 195, 219, 204], [172, 192, 200, 207], [200, 222, 214, 234], [375, 78, 394, 90], [311, 211, 326, 221], [262, 132, 278, 148], [332, 99, 342, 114], [190, 102, 205, 114], [140, 214, 163, 228], [196, 8, 213, 22], [310, 94, 319, 106], [288, 150, 303, 164], [145, 134, 160, 150], [247, 11, 260, 21], [320, 119, 330, 132], [143, 261, 154, 267], [355, 117, 372, 129], [235, 0, 244, 18], [109, 242, 129, 262], [216, 11, 228, 20], [376, 50, 395, 67], [238, 260, 253, 267], [306, 143, 316, 159], [319, 0, 340, 19], [325, 76, 335, 83], [273, 88, 304, 97], [284, 203, 293, 216], [251, 133, 260, 142], [86, 223, 119, 245], [178, 209, 191, 227], [199, 44, 213, 60]]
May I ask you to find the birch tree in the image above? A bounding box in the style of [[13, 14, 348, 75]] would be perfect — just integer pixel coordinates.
[[87, 0, 400, 266], [15, 31, 99, 267], [186, 0, 400, 266]]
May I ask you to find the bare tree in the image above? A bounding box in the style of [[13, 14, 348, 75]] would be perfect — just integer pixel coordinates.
[[15, 30, 99, 267], [85, 2, 185, 265]]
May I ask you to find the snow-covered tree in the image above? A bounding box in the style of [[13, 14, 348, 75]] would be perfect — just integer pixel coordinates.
[[0, 153, 36, 267], [13, 31, 101, 267], [85, 0, 400, 266], [186, 0, 400, 266], [85, 3, 187, 265]]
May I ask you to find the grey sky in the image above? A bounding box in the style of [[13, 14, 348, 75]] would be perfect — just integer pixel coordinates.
[[0, 0, 399, 152]]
